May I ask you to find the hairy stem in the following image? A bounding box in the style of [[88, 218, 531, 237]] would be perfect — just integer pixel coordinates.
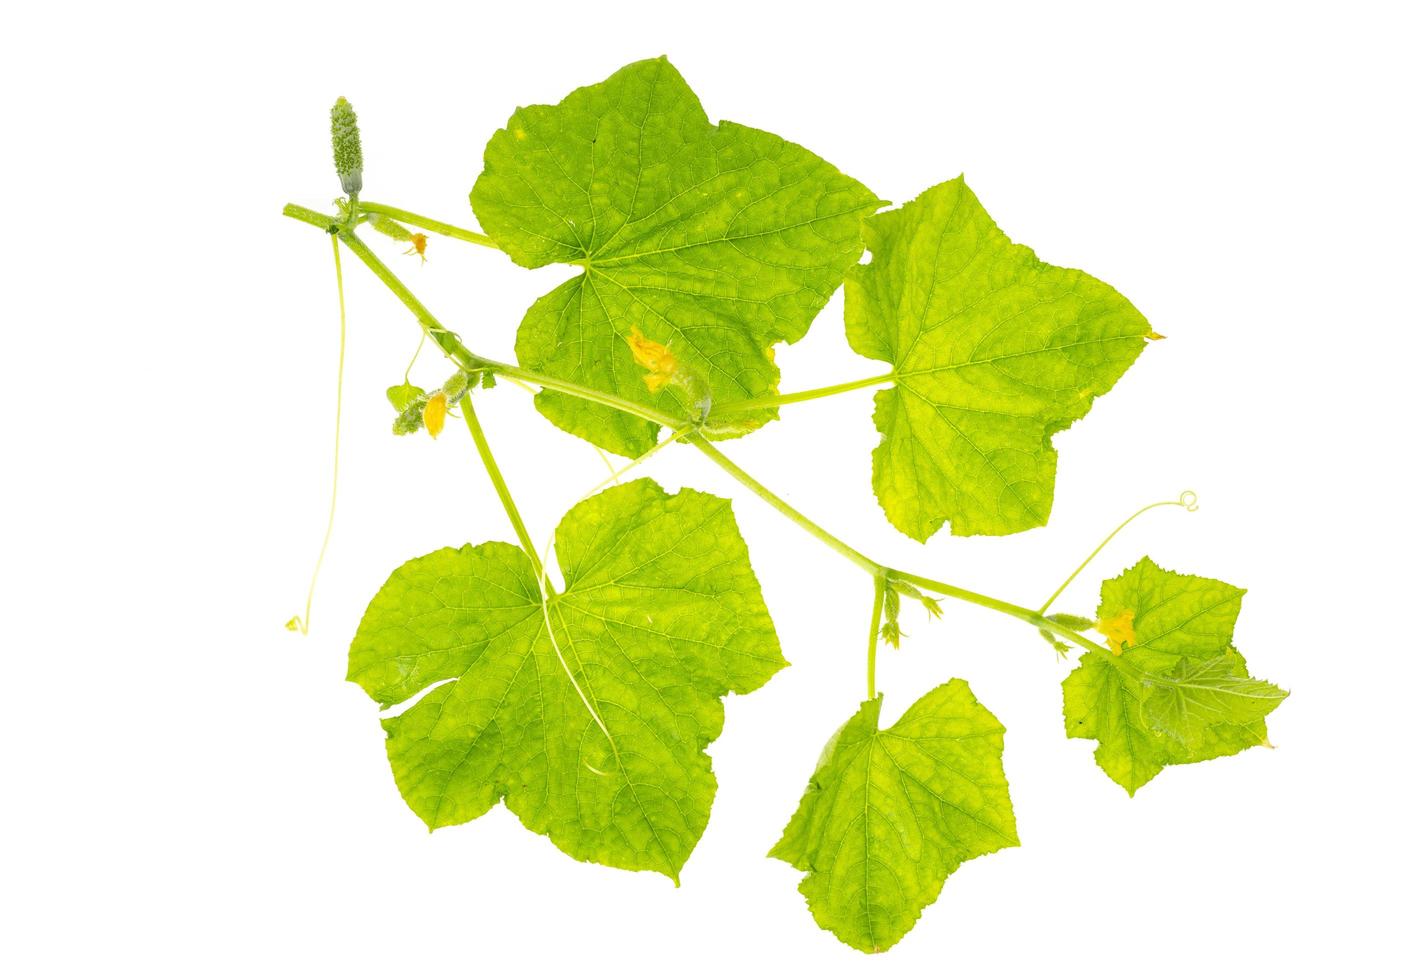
[[460, 391, 548, 587], [709, 372, 894, 416], [891, 570, 1105, 656], [358, 201, 501, 250], [690, 436, 881, 575]]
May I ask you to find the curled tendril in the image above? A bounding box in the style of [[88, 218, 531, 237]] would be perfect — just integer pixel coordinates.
[[1036, 488, 1202, 615]]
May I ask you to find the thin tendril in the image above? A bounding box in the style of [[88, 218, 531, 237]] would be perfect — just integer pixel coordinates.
[[594, 447, 622, 485], [402, 332, 426, 384], [287, 236, 348, 635], [1036, 490, 1199, 615], [530, 427, 696, 759]]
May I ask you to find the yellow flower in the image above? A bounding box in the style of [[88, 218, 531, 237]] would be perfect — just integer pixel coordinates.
[[422, 391, 447, 438], [626, 326, 678, 393], [1095, 609, 1137, 655]]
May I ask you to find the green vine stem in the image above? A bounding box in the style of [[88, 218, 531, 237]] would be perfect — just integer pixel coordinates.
[[691, 436, 1108, 658], [459, 390, 548, 587], [689, 436, 881, 576], [709, 373, 895, 416], [283, 203, 1111, 668]]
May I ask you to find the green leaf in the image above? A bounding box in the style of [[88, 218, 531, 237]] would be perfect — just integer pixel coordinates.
[[1142, 651, 1289, 750], [385, 382, 425, 412], [845, 177, 1155, 539], [348, 479, 786, 880], [1062, 558, 1287, 794], [471, 57, 881, 456], [771, 680, 1018, 953]]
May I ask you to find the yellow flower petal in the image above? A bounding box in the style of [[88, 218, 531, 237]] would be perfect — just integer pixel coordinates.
[[1095, 608, 1137, 655], [626, 326, 677, 389], [422, 391, 447, 438]]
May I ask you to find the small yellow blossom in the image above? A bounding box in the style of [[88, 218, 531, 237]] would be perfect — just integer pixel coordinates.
[[422, 391, 448, 438], [626, 326, 678, 393], [1095, 609, 1137, 655]]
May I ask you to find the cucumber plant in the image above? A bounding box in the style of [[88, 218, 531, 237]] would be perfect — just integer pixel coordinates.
[[283, 57, 1286, 953]]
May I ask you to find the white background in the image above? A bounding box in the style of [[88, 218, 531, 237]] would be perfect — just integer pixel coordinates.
[[4, 1, 1404, 976]]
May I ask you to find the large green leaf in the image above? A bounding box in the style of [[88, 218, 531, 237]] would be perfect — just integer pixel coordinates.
[[1062, 558, 1287, 794], [471, 57, 881, 456], [845, 176, 1156, 540], [348, 479, 786, 880], [771, 680, 1018, 953]]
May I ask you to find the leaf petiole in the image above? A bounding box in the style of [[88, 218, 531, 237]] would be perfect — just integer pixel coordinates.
[[867, 576, 884, 699], [709, 372, 895, 417], [358, 201, 501, 251], [460, 390, 549, 588]]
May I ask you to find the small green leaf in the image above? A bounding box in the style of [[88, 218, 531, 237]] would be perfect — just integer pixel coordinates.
[[771, 680, 1017, 952], [846, 177, 1154, 539], [1142, 651, 1288, 750], [386, 382, 426, 413], [1062, 557, 1286, 794], [349, 479, 785, 880], [471, 57, 881, 456]]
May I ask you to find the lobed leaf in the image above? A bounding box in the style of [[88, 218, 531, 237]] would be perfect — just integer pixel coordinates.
[[771, 680, 1017, 952], [1062, 557, 1287, 794], [348, 479, 786, 880], [845, 176, 1155, 540], [471, 56, 881, 456]]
